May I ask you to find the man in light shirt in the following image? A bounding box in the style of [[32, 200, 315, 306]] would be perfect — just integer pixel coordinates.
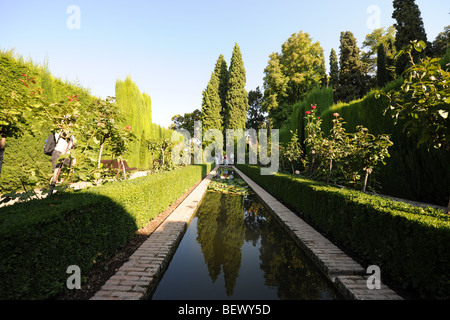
[[51, 129, 77, 173]]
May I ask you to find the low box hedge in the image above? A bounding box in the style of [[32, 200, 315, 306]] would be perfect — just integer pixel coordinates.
[[0, 163, 213, 300], [236, 164, 450, 299]]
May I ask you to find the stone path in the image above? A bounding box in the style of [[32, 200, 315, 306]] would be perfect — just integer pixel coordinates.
[[91, 165, 403, 300]]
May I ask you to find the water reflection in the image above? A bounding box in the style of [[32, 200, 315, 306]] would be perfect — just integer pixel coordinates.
[[151, 174, 341, 300]]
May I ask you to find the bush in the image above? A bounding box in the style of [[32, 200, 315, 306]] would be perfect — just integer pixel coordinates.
[[236, 164, 450, 299], [0, 164, 212, 299], [320, 80, 450, 206]]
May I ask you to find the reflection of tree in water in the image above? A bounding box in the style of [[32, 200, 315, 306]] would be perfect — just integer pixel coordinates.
[[196, 191, 245, 297], [244, 194, 339, 300], [196, 191, 339, 300]]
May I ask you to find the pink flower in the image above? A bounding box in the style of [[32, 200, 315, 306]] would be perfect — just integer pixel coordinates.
[[311, 105, 317, 110], [305, 111, 311, 115], [333, 113, 339, 117]]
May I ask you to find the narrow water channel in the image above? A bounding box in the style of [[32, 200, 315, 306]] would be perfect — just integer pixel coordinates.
[[150, 168, 342, 300]]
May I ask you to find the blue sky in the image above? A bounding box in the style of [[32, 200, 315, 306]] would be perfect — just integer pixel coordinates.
[[0, 0, 448, 127]]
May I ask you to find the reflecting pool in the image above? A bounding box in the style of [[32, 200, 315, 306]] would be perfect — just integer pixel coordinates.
[[150, 169, 342, 300]]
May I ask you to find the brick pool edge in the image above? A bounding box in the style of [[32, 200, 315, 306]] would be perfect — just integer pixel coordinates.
[[91, 165, 403, 300]]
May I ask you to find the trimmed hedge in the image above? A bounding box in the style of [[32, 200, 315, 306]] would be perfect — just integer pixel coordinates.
[[0, 164, 212, 300], [236, 164, 450, 299]]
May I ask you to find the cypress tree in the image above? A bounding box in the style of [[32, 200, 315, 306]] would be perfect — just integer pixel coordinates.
[[336, 31, 366, 103], [377, 44, 389, 88], [224, 43, 248, 131], [201, 72, 223, 133], [392, 0, 428, 75], [329, 48, 339, 92], [214, 55, 229, 121]]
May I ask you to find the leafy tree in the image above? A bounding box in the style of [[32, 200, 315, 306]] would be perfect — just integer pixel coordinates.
[[335, 31, 367, 103], [431, 25, 450, 58], [304, 105, 323, 177], [379, 40, 450, 212], [326, 113, 351, 183], [246, 87, 266, 130], [361, 26, 397, 76], [263, 31, 326, 127], [329, 49, 339, 92], [349, 126, 393, 193], [282, 130, 303, 174], [392, 0, 428, 75], [201, 72, 223, 133], [224, 43, 248, 131], [170, 109, 201, 137]]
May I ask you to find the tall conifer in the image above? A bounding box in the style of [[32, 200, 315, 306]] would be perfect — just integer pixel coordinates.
[[224, 43, 248, 131], [392, 0, 428, 75], [329, 48, 339, 92], [214, 55, 229, 121], [336, 31, 366, 103], [201, 72, 223, 133], [377, 44, 389, 88]]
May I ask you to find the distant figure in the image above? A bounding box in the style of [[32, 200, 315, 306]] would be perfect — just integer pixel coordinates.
[[224, 154, 228, 166]]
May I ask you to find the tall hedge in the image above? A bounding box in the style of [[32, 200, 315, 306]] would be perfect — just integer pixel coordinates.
[[0, 163, 213, 300], [0, 49, 96, 193], [115, 77, 173, 170]]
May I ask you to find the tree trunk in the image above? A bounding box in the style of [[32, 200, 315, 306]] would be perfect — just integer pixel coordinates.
[[308, 155, 316, 178], [150, 154, 153, 174], [327, 159, 333, 184], [447, 196, 449, 215], [362, 170, 370, 193], [0, 137, 6, 177], [97, 143, 104, 169], [291, 163, 294, 175]]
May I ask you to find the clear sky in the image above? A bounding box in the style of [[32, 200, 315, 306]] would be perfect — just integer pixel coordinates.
[[0, 0, 448, 127]]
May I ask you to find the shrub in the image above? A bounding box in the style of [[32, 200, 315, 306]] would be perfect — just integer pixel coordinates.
[[0, 163, 212, 299], [236, 164, 450, 299]]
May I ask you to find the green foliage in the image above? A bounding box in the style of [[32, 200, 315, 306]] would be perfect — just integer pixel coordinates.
[[263, 31, 326, 127], [224, 43, 248, 131], [329, 49, 339, 91], [201, 72, 223, 133], [0, 163, 213, 299], [392, 0, 428, 75], [335, 31, 367, 103], [236, 164, 450, 299], [381, 40, 450, 151], [377, 44, 390, 88]]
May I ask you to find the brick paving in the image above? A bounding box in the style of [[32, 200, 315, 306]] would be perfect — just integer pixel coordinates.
[[91, 165, 403, 300]]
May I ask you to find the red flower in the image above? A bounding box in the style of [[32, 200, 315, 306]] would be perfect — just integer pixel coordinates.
[[305, 111, 311, 115], [317, 117, 320, 120], [333, 113, 339, 117], [311, 105, 317, 110], [125, 125, 132, 130]]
